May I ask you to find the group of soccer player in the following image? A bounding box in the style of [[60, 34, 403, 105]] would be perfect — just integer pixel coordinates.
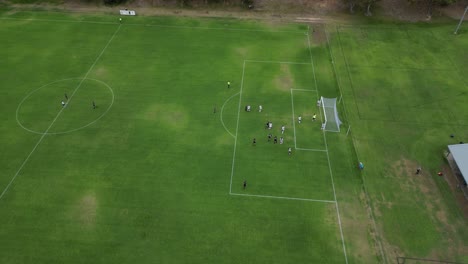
[[247, 105, 293, 156]]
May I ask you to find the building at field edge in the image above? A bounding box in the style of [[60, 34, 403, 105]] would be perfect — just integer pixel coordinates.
[[447, 143, 468, 200]]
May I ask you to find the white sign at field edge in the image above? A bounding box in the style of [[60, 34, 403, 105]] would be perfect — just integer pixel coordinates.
[[120, 10, 136, 16]]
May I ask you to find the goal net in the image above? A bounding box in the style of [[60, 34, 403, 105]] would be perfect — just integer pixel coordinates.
[[320, 96, 342, 132]]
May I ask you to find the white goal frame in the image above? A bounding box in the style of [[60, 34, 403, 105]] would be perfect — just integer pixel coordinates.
[[320, 96, 342, 132]]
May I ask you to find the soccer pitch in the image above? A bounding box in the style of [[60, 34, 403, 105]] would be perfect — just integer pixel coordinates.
[[0, 10, 352, 264], [1, 8, 467, 264]]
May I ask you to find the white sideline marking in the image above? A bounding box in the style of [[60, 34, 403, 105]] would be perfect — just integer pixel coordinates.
[[220, 92, 240, 139], [0, 17, 306, 34], [290, 89, 297, 149], [290, 88, 317, 92], [0, 25, 122, 201], [295, 147, 327, 152], [229, 61, 246, 194], [307, 32, 349, 264], [131, 23, 306, 34], [230, 193, 336, 203], [245, 59, 311, 65], [0, 17, 118, 25]]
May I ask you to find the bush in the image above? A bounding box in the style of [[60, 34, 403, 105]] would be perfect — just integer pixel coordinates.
[[104, 0, 127, 5]]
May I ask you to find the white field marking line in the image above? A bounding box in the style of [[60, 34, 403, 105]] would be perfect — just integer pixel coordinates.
[[0, 25, 122, 201], [306, 33, 324, 124], [307, 32, 349, 264], [129, 23, 306, 34], [229, 61, 246, 194], [290, 89, 325, 151], [230, 193, 336, 203], [245, 59, 311, 65], [324, 28, 344, 103], [220, 92, 240, 139], [290, 89, 297, 149], [295, 147, 327, 152], [0, 17, 118, 25], [290, 88, 317, 92], [0, 17, 307, 34]]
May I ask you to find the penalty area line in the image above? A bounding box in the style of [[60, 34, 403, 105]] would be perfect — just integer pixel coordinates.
[[291, 88, 317, 92], [245, 60, 312, 65], [295, 147, 327, 152], [230, 193, 336, 203]]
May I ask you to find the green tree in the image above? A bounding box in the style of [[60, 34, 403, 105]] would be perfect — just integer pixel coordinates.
[[364, 0, 381, 16], [343, 0, 381, 16], [408, 0, 459, 19]]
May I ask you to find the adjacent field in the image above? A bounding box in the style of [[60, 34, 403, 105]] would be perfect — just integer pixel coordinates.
[[329, 23, 468, 263]]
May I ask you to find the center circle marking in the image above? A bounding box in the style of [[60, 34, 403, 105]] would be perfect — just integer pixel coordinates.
[[16, 78, 114, 135]]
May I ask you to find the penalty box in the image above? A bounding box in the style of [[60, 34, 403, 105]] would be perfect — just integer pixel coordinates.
[[230, 61, 334, 201]]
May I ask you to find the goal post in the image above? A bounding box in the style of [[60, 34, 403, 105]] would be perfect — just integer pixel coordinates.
[[321, 96, 342, 132]]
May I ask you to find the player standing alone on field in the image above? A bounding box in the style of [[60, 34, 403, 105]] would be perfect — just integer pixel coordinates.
[[312, 113, 317, 121], [252, 138, 256, 146], [298, 116, 302, 124], [119, 18, 122, 23], [259, 105, 262, 112], [92, 101, 96, 109], [227, 81, 231, 88], [64, 93, 68, 100], [243, 180, 247, 189], [288, 147, 292, 155], [61, 101, 66, 107], [281, 125, 285, 134]]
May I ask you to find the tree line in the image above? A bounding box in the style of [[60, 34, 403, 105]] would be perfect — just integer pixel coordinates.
[[344, 0, 461, 18], [102, 0, 464, 19], [104, 0, 253, 7]]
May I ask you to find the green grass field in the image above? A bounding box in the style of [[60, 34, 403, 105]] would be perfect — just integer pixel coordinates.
[[0, 8, 467, 264]]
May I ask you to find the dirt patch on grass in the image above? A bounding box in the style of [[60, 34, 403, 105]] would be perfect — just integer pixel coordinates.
[[73, 193, 97, 227], [340, 188, 387, 263], [234, 47, 248, 57], [143, 103, 188, 130], [441, 164, 468, 219], [274, 64, 294, 91], [310, 24, 327, 46], [94, 66, 108, 78], [381, 157, 468, 261]]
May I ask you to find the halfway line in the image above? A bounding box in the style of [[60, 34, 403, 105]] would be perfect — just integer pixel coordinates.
[[229, 61, 246, 193]]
